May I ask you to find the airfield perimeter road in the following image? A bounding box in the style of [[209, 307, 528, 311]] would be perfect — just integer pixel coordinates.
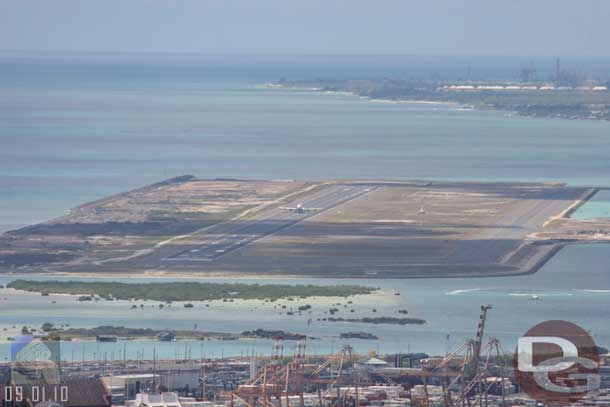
[[129, 183, 376, 268]]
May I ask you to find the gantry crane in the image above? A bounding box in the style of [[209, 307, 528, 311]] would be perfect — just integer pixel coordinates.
[[433, 305, 509, 407], [227, 340, 357, 407]]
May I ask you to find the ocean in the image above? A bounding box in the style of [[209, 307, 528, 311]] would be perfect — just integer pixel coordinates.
[[0, 243, 608, 360], [1, 52, 610, 359], [2, 52, 610, 229]]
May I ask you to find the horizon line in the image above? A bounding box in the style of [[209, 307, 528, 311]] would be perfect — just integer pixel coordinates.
[[2, 49, 610, 59]]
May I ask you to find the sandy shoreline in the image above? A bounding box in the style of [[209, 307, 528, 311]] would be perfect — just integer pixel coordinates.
[[266, 83, 460, 107]]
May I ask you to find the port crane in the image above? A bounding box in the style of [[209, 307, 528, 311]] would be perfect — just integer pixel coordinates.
[[226, 341, 359, 407], [225, 305, 508, 407], [411, 305, 509, 407]]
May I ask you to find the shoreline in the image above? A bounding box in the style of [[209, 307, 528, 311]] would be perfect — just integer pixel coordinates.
[[4, 279, 377, 302], [2, 178, 609, 280], [268, 83, 460, 107], [267, 82, 610, 122]]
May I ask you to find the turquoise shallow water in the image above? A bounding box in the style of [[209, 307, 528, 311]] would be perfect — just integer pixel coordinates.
[[0, 243, 608, 360], [572, 190, 610, 219], [1, 53, 610, 360]]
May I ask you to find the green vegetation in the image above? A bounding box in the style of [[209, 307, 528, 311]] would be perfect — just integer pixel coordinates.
[[44, 325, 238, 341], [41, 322, 55, 332], [241, 328, 306, 340], [278, 78, 610, 121], [7, 280, 376, 302], [340, 332, 378, 340], [326, 316, 426, 325], [61, 326, 156, 338]]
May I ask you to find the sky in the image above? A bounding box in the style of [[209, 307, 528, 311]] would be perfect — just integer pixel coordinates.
[[1, 0, 609, 56]]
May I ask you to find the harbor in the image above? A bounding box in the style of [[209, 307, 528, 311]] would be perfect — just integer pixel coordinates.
[[3, 305, 610, 407]]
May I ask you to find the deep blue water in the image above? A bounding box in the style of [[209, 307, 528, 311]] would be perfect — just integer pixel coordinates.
[[2, 53, 610, 229], [1, 52, 610, 359]]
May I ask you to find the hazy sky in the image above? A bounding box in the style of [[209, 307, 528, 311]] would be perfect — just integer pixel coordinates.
[[1, 0, 609, 56]]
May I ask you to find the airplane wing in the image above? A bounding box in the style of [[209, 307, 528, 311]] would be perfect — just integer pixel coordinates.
[[279, 207, 297, 211], [301, 207, 321, 212]]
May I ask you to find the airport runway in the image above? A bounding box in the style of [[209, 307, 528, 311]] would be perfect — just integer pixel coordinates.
[[50, 180, 592, 278], [449, 185, 586, 267], [137, 183, 375, 266]]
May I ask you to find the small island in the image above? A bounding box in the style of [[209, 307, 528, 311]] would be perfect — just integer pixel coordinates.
[[6, 280, 376, 302], [29, 324, 311, 342], [36, 325, 240, 341], [340, 332, 379, 340], [240, 329, 307, 340], [326, 316, 426, 325]]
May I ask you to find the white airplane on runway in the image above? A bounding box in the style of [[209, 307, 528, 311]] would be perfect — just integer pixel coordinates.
[[279, 203, 322, 214]]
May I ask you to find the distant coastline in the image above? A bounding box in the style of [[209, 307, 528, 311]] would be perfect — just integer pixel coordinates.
[[268, 80, 610, 121]]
